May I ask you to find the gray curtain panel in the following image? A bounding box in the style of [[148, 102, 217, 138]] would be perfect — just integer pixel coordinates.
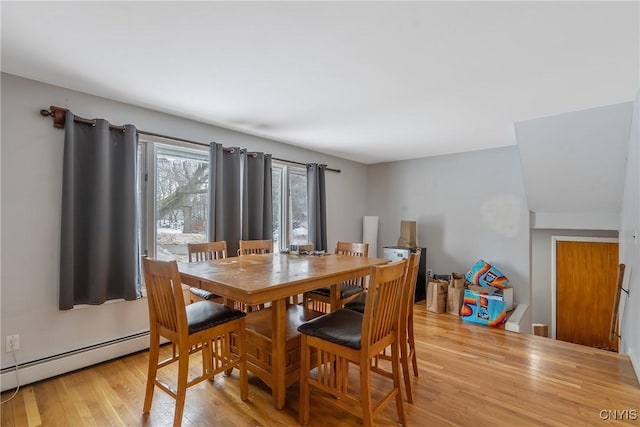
[[59, 112, 139, 310], [208, 143, 242, 255], [209, 144, 273, 255], [242, 152, 273, 241], [307, 164, 327, 251]]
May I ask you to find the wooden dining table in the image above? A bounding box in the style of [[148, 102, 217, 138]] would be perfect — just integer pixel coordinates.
[[178, 252, 389, 409]]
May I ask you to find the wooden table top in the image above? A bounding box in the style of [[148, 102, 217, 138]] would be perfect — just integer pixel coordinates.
[[178, 253, 389, 305]]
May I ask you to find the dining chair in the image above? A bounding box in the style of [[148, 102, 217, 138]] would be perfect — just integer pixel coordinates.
[[234, 239, 273, 311], [298, 259, 407, 427], [302, 241, 368, 313], [188, 241, 227, 261], [238, 239, 273, 255], [187, 241, 227, 304], [142, 257, 248, 427], [346, 249, 421, 402]]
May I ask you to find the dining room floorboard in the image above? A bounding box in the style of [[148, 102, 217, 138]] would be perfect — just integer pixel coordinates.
[[2, 304, 639, 426]]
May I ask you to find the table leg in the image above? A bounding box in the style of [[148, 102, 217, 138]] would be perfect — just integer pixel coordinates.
[[330, 284, 340, 312], [271, 298, 287, 409]]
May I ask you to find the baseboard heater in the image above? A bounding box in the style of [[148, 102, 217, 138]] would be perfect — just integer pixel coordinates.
[[1, 331, 150, 392]]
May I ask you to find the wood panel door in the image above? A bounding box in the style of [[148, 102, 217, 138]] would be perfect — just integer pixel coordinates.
[[556, 241, 618, 351]]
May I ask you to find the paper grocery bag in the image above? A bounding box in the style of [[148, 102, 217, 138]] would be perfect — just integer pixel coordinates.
[[446, 273, 466, 316], [427, 279, 447, 313], [451, 272, 466, 288]]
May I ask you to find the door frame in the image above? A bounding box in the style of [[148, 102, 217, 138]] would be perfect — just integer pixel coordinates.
[[550, 236, 618, 339]]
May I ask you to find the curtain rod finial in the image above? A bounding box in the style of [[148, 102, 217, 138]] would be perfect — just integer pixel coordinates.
[[41, 105, 68, 129]]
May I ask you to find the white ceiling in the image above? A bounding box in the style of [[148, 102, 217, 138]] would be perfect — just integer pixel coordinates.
[[1, 1, 638, 164]]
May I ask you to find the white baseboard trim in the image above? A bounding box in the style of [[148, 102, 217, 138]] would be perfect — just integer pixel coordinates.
[[1, 332, 150, 392]]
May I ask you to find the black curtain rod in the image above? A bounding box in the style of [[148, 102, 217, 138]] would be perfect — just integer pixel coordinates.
[[40, 105, 340, 173]]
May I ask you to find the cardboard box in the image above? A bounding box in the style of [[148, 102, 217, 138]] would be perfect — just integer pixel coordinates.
[[465, 259, 509, 289], [467, 285, 513, 311], [461, 288, 507, 327], [397, 220, 417, 247]]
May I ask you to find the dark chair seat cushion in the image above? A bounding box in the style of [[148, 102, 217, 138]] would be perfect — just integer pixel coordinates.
[[186, 301, 246, 334], [343, 292, 366, 313], [189, 287, 219, 300], [309, 284, 363, 299], [297, 309, 363, 350]]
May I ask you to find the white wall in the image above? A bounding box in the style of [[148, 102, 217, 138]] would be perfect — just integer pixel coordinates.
[[516, 102, 633, 231], [0, 73, 369, 374], [366, 146, 531, 304], [530, 229, 618, 328], [619, 90, 640, 378]]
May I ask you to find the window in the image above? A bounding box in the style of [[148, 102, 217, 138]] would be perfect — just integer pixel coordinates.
[[272, 163, 308, 251], [138, 141, 309, 262], [139, 138, 209, 263]]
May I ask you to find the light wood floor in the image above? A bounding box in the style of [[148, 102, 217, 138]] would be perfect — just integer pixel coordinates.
[[2, 305, 639, 426]]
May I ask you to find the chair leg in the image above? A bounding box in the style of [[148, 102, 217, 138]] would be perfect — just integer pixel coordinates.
[[237, 325, 248, 401], [299, 335, 311, 426], [143, 334, 160, 414], [400, 335, 413, 403], [410, 346, 418, 378], [408, 314, 419, 377], [391, 341, 406, 427], [360, 356, 374, 427], [202, 340, 212, 380], [173, 345, 190, 427]]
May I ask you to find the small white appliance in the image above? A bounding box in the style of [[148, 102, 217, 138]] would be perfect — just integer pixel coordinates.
[[382, 246, 413, 262], [382, 246, 428, 302]]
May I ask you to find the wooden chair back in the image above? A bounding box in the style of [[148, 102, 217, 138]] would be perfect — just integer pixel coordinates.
[[335, 241, 369, 257], [401, 249, 421, 331], [399, 249, 421, 402], [238, 239, 273, 255], [186, 242, 227, 304], [303, 241, 370, 312], [336, 240, 369, 293], [363, 259, 407, 352], [188, 241, 227, 262], [142, 257, 187, 340]]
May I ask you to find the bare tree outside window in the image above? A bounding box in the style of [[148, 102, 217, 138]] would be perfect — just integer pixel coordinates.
[[155, 147, 208, 262], [143, 149, 308, 261]]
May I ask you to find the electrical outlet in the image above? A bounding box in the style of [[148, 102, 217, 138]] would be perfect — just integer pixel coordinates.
[[427, 269, 433, 277], [6, 334, 19, 352]]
